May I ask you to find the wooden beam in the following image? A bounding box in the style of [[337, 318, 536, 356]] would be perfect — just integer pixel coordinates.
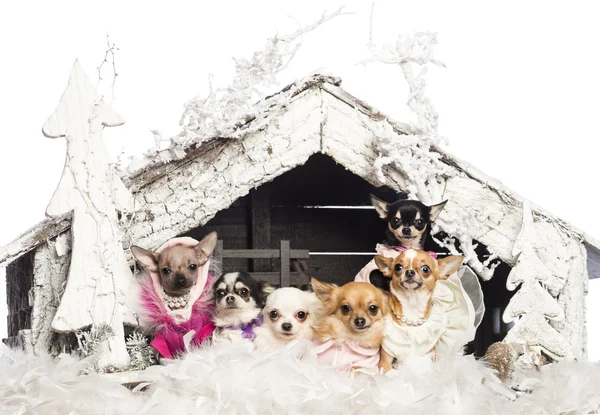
[[221, 249, 309, 259], [245, 272, 309, 286], [251, 187, 271, 272], [214, 240, 224, 268], [280, 240, 290, 287]]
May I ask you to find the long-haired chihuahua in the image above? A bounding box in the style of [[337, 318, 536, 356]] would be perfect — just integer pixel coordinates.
[[311, 279, 388, 375], [374, 249, 463, 372]]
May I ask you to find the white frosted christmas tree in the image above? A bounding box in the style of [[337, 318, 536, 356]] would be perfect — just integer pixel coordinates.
[[43, 60, 136, 369], [503, 200, 572, 361]]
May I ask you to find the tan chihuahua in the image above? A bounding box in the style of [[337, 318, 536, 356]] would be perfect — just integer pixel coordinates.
[[131, 232, 217, 299], [374, 249, 463, 372], [311, 279, 389, 374]]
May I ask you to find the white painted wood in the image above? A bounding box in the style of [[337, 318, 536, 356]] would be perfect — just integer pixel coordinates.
[[30, 234, 71, 355], [502, 280, 564, 323], [504, 312, 573, 360], [42, 60, 135, 367]]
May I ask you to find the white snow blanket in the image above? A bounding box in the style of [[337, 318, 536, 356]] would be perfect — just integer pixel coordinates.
[[1, 341, 599, 415]]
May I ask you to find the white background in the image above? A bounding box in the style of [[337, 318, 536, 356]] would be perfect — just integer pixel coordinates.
[[1, 0, 599, 359]]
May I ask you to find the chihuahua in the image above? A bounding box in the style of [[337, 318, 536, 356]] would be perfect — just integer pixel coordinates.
[[130, 233, 218, 358], [311, 279, 388, 375], [212, 272, 274, 344], [370, 194, 446, 250], [374, 249, 463, 372], [366, 194, 447, 290], [253, 287, 320, 351]]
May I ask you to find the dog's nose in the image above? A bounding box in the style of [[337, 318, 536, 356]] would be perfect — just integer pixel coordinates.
[[281, 322, 293, 332], [175, 275, 186, 287], [354, 317, 366, 327], [226, 295, 235, 304], [402, 227, 412, 236], [405, 269, 416, 278]]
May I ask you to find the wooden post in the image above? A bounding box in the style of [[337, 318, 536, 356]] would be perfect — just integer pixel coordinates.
[[280, 240, 290, 287], [214, 240, 224, 268], [251, 188, 271, 272]]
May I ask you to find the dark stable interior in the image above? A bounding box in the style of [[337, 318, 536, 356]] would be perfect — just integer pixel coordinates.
[[184, 153, 514, 356]]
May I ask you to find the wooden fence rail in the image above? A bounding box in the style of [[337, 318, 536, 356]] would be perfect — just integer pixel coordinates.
[[213, 240, 310, 287]]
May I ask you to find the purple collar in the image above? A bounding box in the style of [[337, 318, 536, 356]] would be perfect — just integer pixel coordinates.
[[389, 245, 438, 259], [224, 314, 264, 340]]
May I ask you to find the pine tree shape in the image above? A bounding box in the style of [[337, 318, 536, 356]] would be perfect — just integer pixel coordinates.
[[502, 280, 564, 323], [43, 60, 136, 368], [506, 200, 567, 296], [503, 200, 571, 361], [503, 312, 573, 361]]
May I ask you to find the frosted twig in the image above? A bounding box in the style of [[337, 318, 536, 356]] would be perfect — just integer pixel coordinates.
[[126, 8, 347, 174], [96, 33, 119, 105]]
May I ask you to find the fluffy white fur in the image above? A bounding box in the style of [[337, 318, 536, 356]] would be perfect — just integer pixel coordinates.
[[253, 288, 320, 351], [2, 342, 600, 414]]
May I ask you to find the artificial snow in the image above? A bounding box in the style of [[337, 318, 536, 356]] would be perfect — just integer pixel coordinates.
[[1, 341, 599, 414]]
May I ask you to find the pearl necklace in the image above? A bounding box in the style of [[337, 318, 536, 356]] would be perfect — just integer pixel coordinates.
[[393, 311, 428, 326], [161, 288, 191, 310]]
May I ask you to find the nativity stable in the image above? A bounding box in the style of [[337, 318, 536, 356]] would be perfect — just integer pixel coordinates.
[[1, 66, 599, 371]]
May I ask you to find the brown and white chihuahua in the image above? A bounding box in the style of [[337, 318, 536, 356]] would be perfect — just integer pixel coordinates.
[[311, 279, 388, 374], [374, 249, 463, 372]]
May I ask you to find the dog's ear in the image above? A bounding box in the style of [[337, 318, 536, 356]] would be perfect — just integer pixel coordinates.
[[194, 232, 218, 264], [130, 246, 159, 272], [429, 200, 447, 222], [374, 255, 394, 277], [370, 194, 389, 219], [310, 278, 337, 303], [437, 255, 463, 280], [259, 282, 276, 307]]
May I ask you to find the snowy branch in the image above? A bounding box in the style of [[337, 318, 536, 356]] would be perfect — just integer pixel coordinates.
[[125, 7, 348, 174], [363, 4, 500, 280]]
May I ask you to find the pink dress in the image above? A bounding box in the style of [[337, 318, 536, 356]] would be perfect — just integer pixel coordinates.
[[314, 338, 380, 373], [137, 237, 215, 358]]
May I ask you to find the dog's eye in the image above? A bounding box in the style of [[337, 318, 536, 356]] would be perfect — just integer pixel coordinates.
[[390, 218, 400, 226], [161, 267, 171, 275], [269, 310, 279, 320], [189, 264, 197, 271], [240, 288, 248, 296], [341, 305, 351, 315], [415, 219, 425, 227], [394, 264, 403, 272], [296, 311, 307, 321], [421, 265, 431, 274], [368, 305, 378, 315], [216, 289, 226, 297]]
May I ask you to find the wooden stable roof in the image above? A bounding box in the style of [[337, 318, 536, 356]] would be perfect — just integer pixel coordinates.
[[1, 74, 599, 272]]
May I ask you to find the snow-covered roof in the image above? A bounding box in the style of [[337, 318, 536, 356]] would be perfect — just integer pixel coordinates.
[[1, 74, 598, 268]]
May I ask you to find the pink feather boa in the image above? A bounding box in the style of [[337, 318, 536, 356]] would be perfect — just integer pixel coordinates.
[[137, 237, 215, 358]]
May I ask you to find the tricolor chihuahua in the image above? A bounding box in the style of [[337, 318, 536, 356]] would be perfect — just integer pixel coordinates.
[[374, 249, 463, 372], [368, 194, 447, 290], [370, 194, 446, 249], [212, 272, 274, 344]]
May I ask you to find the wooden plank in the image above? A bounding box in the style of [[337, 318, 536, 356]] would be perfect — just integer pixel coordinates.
[[214, 240, 224, 267], [222, 249, 309, 259], [251, 187, 272, 271], [245, 272, 308, 286], [280, 240, 290, 287]]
